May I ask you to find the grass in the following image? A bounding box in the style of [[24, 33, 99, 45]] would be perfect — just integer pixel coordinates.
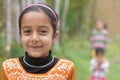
[[0, 36, 120, 80], [53, 37, 120, 80]]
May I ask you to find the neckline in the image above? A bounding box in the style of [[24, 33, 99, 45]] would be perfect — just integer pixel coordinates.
[[23, 56, 55, 68], [17, 58, 61, 76], [24, 51, 52, 66]]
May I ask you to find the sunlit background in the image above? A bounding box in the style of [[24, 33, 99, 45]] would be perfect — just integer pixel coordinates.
[[0, 0, 120, 80]]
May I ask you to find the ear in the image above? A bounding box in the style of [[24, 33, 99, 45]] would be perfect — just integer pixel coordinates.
[[52, 31, 59, 44]]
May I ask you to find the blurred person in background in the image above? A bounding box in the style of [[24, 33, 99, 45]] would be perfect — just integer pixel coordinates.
[[90, 19, 109, 58], [90, 48, 109, 80]]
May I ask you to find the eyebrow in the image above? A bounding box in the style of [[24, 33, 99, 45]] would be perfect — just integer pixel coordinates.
[[21, 26, 31, 29], [38, 25, 50, 29], [21, 25, 50, 30]]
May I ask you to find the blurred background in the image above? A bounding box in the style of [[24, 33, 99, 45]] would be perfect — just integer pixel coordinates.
[[0, 0, 120, 80]]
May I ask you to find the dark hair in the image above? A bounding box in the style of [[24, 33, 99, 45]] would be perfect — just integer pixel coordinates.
[[19, 4, 58, 34], [104, 23, 107, 29], [95, 48, 105, 56]]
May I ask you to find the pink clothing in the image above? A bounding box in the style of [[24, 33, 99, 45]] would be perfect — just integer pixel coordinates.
[[90, 58, 109, 80], [91, 75, 106, 80], [90, 29, 109, 49]]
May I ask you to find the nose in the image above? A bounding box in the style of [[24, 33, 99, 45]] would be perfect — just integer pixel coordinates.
[[31, 31, 39, 43]]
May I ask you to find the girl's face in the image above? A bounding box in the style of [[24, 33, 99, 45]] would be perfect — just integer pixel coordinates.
[[95, 20, 104, 30], [97, 53, 104, 63], [21, 11, 58, 58]]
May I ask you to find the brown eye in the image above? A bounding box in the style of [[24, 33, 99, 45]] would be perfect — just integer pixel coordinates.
[[39, 29, 48, 35], [23, 30, 31, 35], [41, 30, 47, 33]]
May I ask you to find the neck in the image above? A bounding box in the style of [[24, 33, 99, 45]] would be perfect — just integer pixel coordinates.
[[24, 51, 52, 66]]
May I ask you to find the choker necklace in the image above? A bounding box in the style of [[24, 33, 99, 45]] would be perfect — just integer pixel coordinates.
[[23, 56, 54, 68]]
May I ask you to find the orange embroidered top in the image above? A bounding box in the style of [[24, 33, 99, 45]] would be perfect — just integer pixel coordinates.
[[1, 58, 76, 80]]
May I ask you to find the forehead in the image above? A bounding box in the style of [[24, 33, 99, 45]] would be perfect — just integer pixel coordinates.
[[21, 11, 52, 27], [97, 53, 104, 56], [96, 20, 103, 24], [22, 11, 50, 21]]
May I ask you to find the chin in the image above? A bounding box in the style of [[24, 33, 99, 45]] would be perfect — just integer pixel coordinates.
[[29, 52, 43, 58], [31, 55, 43, 58]]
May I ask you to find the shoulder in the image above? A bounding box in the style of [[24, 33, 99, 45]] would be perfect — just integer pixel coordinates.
[[55, 59, 75, 74], [2, 58, 18, 64], [102, 29, 108, 34], [58, 59, 76, 79], [49, 59, 76, 79], [55, 59, 75, 71], [90, 58, 97, 64], [103, 59, 109, 65], [2, 58, 18, 68], [58, 59, 75, 67], [92, 29, 97, 34], [91, 58, 96, 62]]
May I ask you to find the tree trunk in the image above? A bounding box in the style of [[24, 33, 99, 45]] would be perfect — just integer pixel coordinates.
[[6, 0, 12, 55], [54, 0, 60, 49], [42, 0, 46, 3], [34, 0, 40, 3], [26, 0, 32, 5], [61, 0, 69, 29], [89, 0, 97, 21], [15, 0, 20, 43], [21, 0, 26, 8]]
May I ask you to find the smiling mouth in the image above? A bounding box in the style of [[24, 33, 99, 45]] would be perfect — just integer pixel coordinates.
[[29, 46, 43, 48]]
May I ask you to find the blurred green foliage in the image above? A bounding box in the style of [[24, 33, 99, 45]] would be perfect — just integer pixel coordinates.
[[10, 40, 24, 57], [64, 0, 92, 35], [0, 35, 4, 55], [0, 22, 2, 30], [0, 35, 6, 67]]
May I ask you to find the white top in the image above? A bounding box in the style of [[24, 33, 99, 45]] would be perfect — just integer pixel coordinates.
[[90, 58, 109, 78]]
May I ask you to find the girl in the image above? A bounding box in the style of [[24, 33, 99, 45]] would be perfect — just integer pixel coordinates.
[[90, 19, 109, 58], [90, 48, 109, 80], [1, 4, 76, 80]]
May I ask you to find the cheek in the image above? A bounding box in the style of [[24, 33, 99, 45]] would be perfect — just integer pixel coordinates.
[[21, 36, 29, 47], [42, 36, 53, 45]]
